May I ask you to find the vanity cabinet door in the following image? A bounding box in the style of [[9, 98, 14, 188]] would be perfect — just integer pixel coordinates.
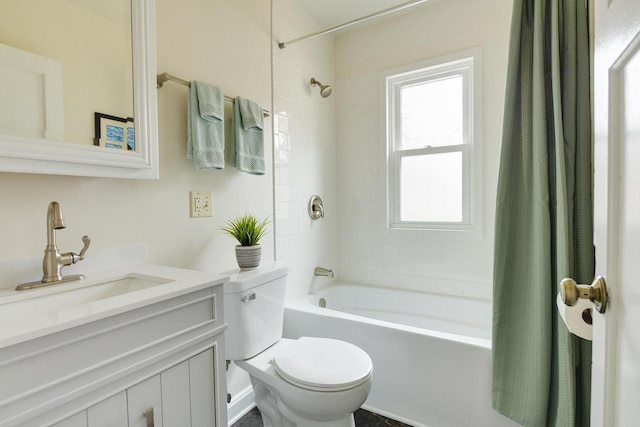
[[160, 361, 191, 426], [189, 348, 216, 426], [160, 348, 217, 426], [127, 376, 163, 427], [50, 349, 218, 427], [87, 392, 128, 427], [51, 412, 87, 427]]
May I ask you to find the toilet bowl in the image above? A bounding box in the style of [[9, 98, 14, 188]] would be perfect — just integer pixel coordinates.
[[238, 338, 372, 426], [223, 263, 373, 426]]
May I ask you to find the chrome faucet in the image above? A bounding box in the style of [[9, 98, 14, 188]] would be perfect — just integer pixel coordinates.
[[314, 266, 334, 279], [16, 201, 91, 291]]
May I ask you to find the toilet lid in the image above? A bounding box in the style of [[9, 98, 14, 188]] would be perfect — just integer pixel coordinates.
[[273, 337, 372, 392]]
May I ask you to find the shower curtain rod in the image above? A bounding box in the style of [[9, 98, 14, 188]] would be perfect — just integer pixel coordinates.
[[278, 0, 429, 49], [156, 72, 270, 117]]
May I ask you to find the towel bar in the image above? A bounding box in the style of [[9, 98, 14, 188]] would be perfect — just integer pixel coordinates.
[[156, 72, 270, 117]]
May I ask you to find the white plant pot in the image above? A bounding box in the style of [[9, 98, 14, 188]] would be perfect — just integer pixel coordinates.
[[235, 245, 262, 270]]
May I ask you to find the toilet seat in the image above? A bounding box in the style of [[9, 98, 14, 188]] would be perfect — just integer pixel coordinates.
[[273, 337, 373, 392]]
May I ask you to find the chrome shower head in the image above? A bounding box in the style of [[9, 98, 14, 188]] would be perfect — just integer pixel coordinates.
[[310, 78, 332, 98]]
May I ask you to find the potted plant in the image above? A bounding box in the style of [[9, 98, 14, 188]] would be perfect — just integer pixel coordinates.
[[220, 214, 270, 270]]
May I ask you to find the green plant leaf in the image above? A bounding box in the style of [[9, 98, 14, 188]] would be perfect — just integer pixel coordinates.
[[220, 214, 270, 246]]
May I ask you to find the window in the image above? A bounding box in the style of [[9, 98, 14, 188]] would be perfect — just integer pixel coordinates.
[[384, 50, 481, 231]]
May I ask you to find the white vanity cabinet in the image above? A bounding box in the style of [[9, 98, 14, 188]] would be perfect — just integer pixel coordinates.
[[54, 348, 217, 427], [88, 392, 128, 426], [0, 278, 228, 427]]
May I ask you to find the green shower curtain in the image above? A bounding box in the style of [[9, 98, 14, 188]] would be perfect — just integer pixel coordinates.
[[492, 0, 594, 426]]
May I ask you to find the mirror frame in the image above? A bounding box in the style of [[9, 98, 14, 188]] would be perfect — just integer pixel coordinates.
[[0, 0, 159, 179]]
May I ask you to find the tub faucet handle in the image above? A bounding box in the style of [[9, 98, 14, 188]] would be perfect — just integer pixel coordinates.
[[308, 195, 325, 220]]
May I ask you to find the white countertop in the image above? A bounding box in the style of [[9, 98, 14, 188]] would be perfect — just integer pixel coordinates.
[[0, 263, 228, 349]]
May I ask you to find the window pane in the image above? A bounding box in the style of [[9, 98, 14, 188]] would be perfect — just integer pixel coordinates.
[[400, 152, 462, 222], [400, 76, 463, 150]]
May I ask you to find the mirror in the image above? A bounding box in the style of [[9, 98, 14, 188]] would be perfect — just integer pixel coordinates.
[[0, 0, 158, 179]]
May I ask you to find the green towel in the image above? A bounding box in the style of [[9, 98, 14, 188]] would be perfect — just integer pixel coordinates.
[[187, 81, 224, 169], [230, 97, 265, 175]]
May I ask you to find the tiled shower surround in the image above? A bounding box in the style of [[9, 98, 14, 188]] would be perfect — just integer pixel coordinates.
[[273, 0, 511, 304]]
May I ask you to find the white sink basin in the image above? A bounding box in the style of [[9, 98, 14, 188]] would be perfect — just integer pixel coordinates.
[[0, 274, 172, 325], [0, 260, 229, 350]]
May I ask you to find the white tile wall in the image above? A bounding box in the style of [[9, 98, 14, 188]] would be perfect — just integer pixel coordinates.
[[273, 0, 338, 300], [333, 0, 512, 302], [274, 0, 512, 303]]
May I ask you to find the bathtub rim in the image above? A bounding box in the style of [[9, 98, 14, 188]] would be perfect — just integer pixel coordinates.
[[286, 290, 492, 350]]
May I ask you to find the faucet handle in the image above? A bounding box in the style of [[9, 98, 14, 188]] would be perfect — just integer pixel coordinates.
[[78, 235, 91, 260], [57, 235, 91, 267]]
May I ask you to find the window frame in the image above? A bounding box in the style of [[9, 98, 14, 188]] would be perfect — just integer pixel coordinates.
[[383, 49, 482, 232]]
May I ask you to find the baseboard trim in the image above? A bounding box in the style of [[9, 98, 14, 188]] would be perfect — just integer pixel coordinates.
[[227, 385, 256, 426], [361, 404, 430, 427]]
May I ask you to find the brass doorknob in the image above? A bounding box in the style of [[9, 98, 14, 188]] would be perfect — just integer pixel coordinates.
[[560, 276, 608, 314]]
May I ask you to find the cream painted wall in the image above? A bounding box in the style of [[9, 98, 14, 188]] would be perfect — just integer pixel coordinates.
[[1, 0, 274, 414], [335, 0, 513, 301], [0, 0, 274, 287]]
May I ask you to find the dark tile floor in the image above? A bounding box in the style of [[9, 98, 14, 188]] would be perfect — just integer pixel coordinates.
[[232, 407, 412, 427]]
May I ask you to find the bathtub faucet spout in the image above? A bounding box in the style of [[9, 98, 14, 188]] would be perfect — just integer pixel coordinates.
[[314, 266, 334, 278]]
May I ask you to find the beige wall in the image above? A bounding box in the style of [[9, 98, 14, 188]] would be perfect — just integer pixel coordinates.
[[0, 0, 274, 277], [0, 0, 273, 418]]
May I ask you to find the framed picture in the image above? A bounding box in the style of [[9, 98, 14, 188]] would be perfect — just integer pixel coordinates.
[[94, 113, 135, 150]]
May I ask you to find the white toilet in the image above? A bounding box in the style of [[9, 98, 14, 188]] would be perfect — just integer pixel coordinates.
[[224, 262, 373, 427]]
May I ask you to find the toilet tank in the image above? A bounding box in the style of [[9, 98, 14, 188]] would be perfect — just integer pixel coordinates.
[[223, 262, 288, 360]]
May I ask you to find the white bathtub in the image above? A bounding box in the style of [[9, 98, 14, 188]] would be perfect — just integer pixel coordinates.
[[284, 283, 519, 427]]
